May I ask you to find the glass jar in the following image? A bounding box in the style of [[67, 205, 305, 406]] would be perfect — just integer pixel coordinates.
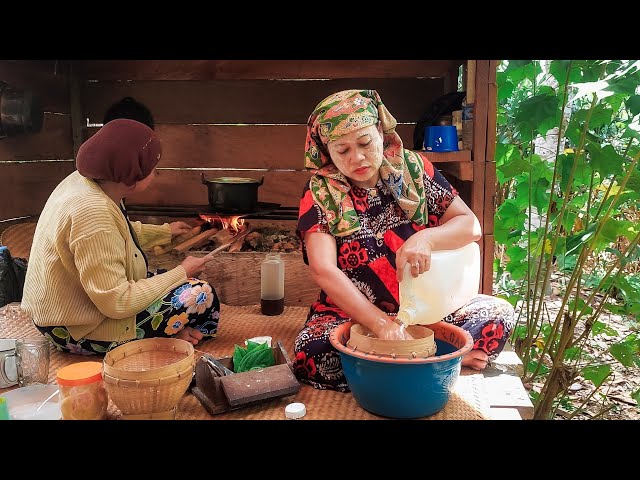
[[56, 361, 108, 420], [260, 253, 285, 315]]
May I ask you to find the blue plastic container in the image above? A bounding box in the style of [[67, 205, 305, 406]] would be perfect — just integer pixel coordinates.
[[424, 125, 459, 152], [330, 321, 472, 419]]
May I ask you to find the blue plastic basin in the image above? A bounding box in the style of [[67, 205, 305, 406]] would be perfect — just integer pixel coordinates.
[[330, 321, 472, 419]]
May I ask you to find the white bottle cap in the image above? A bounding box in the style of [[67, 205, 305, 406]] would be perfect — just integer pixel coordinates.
[[285, 402, 306, 419]]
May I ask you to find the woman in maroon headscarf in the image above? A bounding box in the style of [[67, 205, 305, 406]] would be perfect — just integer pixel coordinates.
[[294, 90, 515, 391], [22, 119, 221, 354]]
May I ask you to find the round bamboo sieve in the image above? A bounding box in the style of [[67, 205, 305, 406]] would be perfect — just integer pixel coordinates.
[[346, 324, 436, 359]]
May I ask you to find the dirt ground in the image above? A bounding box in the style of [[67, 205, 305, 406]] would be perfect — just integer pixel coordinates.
[[513, 286, 639, 420]]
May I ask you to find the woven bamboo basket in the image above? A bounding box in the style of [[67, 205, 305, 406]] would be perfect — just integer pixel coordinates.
[[347, 324, 436, 359], [102, 338, 194, 420]]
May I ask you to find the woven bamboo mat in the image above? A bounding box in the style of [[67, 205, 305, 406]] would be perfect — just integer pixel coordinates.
[[0, 302, 489, 420], [0, 222, 37, 260]]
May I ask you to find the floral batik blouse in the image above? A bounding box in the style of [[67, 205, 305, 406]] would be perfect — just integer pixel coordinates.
[[297, 156, 459, 317]]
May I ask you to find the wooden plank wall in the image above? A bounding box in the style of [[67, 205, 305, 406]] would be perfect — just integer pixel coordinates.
[[76, 60, 460, 208], [0, 61, 74, 231], [0, 60, 499, 294]]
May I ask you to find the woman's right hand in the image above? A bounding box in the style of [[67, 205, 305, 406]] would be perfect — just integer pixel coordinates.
[[375, 318, 414, 341], [180, 255, 208, 278]]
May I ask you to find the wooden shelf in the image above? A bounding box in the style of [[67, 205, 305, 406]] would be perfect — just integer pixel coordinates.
[[422, 149, 471, 164], [422, 150, 473, 181]]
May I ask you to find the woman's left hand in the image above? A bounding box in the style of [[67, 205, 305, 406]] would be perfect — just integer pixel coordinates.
[[170, 221, 193, 238], [395, 230, 434, 282]]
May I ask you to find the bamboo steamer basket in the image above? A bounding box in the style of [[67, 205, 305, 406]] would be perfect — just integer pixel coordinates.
[[346, 324, 436, 359], [102, 338, 194, 420]]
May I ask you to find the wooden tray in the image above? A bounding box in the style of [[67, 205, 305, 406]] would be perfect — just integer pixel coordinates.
[[191, 340, 300, 415]]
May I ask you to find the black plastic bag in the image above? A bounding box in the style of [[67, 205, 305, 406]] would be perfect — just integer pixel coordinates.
[[0, 246, 27, 308], [412, 91, 466, 150]]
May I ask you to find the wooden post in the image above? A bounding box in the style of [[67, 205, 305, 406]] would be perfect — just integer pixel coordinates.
[[69, 65, 85, 159], [470, 61, 489, 292]]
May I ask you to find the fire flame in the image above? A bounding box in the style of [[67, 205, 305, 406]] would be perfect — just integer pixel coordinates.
[[199, 214, 245, 233]]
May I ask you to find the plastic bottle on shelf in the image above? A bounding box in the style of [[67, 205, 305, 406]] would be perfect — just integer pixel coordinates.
[[261, 253, 285, 316], [396, 242, 480, 326]]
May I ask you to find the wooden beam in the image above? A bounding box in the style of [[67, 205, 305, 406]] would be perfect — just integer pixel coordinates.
[[82, 78, 444, 124], [76, 60, 465, 81]]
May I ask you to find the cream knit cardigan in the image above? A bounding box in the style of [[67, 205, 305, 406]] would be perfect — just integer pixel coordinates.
[[22, 171, 188, 342]]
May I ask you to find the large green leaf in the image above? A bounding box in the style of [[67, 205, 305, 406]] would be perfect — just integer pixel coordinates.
[[497, 153, 530, 180], [549, 60, 582, 84], [507, 260, 529, 280], [632, 389, 640, 405], [565, 222, 598, 255], [515, 93, 561, 142], [625, 170, 640, 196], [571, 61, 605, 83], [555, 252, 578, 272], [587, 144, 625, 177], [503, 61, 540, 85], [610, 334, 640, 367], [516, 178, 550, 214], [604, 75, 640, 95], [625, 95, 640, 117], [591, 320, 619, 337], [582, 364, 611, 387], [496, 200, 527, 232], [587, 104, 614, 129], [498, 81, 514, 102], [506, 245, 528, 264]]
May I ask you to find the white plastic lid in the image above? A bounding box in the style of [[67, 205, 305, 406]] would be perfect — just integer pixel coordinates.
[[285, 402, 306, 419]]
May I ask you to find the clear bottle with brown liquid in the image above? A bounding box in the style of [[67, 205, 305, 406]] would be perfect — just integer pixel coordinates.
[[261, 253, 284, 315]]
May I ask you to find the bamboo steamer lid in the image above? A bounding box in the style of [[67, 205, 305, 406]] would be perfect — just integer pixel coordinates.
[[346, 324, 436, 359]]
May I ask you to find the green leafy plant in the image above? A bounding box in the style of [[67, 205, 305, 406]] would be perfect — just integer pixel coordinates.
[[496, 60, 640, 419], [232, 340, 275, 373]]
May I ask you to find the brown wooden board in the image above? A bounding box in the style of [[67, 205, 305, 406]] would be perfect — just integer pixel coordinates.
[[0, 161, 75, 219], [484, 60, 499, 238], [484, 161, 496, 234], [437, 161, 473, 181], [76, 60, 464, 81], [126, 170, 311, 208], [471, 61, 490, 293], [422, 149, 472, 165], [0, 60, 71, 114], [0, 113, 73, 161], [201, 251, 319, 307], [85, 123, 418, 170], [82, 78, 444, 124], [470, 60, 489, 232], [220, 363, 300, 407], [482, 234, 495, 295]]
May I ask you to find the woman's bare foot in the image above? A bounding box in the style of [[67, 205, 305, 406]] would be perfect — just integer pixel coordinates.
[[462, 350, 489, 370], [175, 326, 204, 345]]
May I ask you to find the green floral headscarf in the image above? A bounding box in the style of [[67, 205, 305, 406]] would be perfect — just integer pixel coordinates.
[[304, 89, 427, 236]]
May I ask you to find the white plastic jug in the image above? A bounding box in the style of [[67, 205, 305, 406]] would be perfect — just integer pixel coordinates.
[[396, 242, 480, 325]]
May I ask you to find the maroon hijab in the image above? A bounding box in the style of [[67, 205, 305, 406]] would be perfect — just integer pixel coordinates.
[[76, 118, 162, 186]]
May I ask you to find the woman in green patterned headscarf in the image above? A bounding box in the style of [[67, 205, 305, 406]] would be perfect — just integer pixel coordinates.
[[293, 90, 514, 391], [305, 90, 428, 237]]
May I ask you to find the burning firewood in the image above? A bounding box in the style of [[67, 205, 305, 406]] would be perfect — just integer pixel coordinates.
[[172, 227, 220, 254], [152, 225, 203, 255]]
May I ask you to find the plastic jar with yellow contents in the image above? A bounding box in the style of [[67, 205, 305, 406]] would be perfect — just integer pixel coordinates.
[[57, 361, 108, 420]]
